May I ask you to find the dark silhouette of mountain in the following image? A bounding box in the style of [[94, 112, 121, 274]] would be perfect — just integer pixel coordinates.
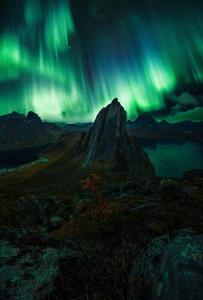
[[26, 111, 42, 123], [0, 111, 25, 122], [128, 114, 159, 129], [0, 111, 63, 152], [169, 120, 203, 133], [63, 123, 92, 132], [127, 114, 203, 142], [74, 98, 154, 175]]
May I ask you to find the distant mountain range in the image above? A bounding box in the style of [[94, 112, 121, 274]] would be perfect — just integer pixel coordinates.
[[0, 111, 63, 152], [127, 114, 203, 142], [0, 110, 202, 155], [59, 114, 203, 142], [60, 122, 93, 132]]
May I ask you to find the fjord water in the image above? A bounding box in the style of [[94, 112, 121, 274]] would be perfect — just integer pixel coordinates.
[[0, 140, 203, 178], [0, 145, 49, 169], [141, 141, 203, 177]]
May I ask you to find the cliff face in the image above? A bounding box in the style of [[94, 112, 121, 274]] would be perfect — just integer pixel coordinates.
[[75, 98, 154, 175]]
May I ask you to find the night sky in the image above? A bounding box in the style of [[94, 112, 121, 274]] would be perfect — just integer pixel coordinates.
[[0, 0, 203, 122]]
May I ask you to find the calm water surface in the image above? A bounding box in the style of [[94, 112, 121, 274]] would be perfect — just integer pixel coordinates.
[[0, 145, 49, 169], [141, 140, 203, 177]]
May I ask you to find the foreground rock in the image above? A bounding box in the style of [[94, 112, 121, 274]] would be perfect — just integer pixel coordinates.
[[0, 238, 80, 300], [74, 98, 154, 175], [0, 241, 58, 299], [129, 229, 203, 300]]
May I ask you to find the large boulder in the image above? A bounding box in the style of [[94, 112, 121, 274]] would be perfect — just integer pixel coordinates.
[[0, 238, 80, 300], [0, 240, 59, 299], [129, 229, 203, 300], [74, 98, 154, 175]]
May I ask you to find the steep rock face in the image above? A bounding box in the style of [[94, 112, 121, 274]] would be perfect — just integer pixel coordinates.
[[129, 230, 203, 300], [75, 98, 154, 175]]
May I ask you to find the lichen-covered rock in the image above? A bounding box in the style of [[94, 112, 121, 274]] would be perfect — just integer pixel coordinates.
[[0, 239, 80, 300], [74, 98, 154, 175], [129, 229, 203, 300], [0, 241, 58, 299]]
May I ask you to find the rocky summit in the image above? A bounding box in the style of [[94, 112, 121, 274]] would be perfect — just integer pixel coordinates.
[[26, 111, 42, 123], [75, 98, 154, 175]]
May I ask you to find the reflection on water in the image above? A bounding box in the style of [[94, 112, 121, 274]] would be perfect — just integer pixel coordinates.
[[141, 140, 203, 177]]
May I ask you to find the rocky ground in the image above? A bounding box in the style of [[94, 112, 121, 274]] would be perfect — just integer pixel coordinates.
[[0, 168, 202, 299]]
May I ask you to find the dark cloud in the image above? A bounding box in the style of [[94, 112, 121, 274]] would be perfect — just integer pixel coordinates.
[[170, 92, 198, 113], [151, 91, 203, 120], [166, 106, 203, 122]]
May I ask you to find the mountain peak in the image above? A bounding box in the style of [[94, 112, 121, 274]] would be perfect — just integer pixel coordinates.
[[136, 114, 157, 125], [0, 111, 25, 121], [26, 111, 42, 123], [74, 99, 154, 175], [112, 97, 119, 104]]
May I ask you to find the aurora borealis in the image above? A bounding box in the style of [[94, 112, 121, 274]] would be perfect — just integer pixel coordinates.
[[0, 0, 203, 122]]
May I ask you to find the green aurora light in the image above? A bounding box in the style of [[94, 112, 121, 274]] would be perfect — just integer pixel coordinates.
[[0, 0, 203, 122]]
